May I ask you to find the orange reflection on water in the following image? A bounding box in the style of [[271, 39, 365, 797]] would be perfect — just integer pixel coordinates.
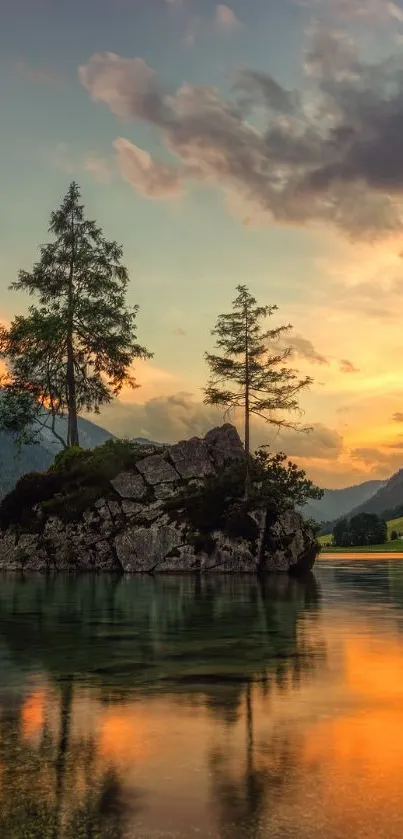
[[21, 689, 46, 739], [345, 636, 403, 701], [98, 707, 150, 764]]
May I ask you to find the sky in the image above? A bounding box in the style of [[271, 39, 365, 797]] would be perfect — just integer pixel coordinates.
[[3, 0, 403, 487]]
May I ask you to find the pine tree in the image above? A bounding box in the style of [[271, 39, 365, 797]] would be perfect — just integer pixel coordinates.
[[0, 182, 152, 447], [204, 285, 312, 493]]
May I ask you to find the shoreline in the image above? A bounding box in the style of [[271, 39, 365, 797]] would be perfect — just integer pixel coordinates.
[[320, 551, 403, 560]]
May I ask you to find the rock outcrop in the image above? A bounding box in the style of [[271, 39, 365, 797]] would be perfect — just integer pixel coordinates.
[[0, 424, 318, 575]]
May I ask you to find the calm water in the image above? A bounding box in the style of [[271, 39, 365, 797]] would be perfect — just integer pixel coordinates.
[[1, 562, 403, 838]]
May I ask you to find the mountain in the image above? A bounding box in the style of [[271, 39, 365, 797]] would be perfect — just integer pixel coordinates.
[[302, 479, 386, 523], [342, 468, 403, 521], [0, 416, 162, 500], [39, 415, 114, 455]]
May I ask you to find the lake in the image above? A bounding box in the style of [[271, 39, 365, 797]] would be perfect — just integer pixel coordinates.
[[1, 561, 403, 838]]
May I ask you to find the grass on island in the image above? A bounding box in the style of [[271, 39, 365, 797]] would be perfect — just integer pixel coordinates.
[[319, 514, 403, 553]]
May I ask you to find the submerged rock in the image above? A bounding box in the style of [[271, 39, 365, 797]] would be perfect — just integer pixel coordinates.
[[0, 424, 319, 575]]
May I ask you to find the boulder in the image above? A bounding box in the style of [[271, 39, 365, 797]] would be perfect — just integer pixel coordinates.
[[169, 437, 215, 479], [0, 424, 319, 576], [204, 423, 245, 467], [136, 453, 179, 485], [111, 472, 147, 500]]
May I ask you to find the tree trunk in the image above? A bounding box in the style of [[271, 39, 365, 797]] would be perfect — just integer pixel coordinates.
[[66, 208, 79, 448], [66, 335, 79, 447], [244, 303, 251, 499]]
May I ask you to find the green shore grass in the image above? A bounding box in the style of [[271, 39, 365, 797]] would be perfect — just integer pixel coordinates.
[[320, 542, 403, 554], [318, 514, 403, 553]]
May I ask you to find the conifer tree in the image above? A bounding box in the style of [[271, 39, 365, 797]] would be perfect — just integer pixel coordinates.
[[0, 182, 151, 447], [204, 285, 312, 493]]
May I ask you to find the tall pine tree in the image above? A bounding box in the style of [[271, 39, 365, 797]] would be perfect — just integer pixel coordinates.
[[0, 182, 152, 447], [204, 285, 312, 492]]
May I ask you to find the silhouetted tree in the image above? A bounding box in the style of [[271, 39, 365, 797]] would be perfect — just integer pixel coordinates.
[[0, 182, 152, 448], [204, 285, 312, 495]]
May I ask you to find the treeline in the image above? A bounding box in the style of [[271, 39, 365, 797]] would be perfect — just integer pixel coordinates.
[[332, 513, 387, 547]]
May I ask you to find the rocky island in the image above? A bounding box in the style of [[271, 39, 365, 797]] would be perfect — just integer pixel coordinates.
[[0, 425, 318, 575]]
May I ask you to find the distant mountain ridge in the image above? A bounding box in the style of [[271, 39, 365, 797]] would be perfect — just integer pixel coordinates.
[[0, 416, 115, 500], [0, 416, 164, 500], [342, 468, 403, 521], [302, 479, 386, 524]]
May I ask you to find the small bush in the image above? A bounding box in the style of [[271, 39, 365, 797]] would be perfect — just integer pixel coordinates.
[[0, 438, 152, 530], [0, 471, 63, 530], [51, 446, 90, 474], [224, 504, 259, 543], [41, 486, 102, 523], [391, 530, 398, 541]]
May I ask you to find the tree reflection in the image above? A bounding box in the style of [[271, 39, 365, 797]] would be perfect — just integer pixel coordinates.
[[209, 681, 303, 839], [0, 573, 324, 710], [0, 572, 324, 837], [0, 679, 136, 839]]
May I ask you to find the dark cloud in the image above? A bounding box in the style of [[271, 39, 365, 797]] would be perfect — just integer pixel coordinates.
[[276, 334, 329, 365], [301, 27, 403, 200], [339, 359, 359, 373], [233, 69, 297, 114], [79, 28, 403, 235]]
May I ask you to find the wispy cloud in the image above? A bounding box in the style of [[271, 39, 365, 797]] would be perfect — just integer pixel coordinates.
[[215, 4, 242, 32], [14, 59, 63, 87], [50, 143, 112, 183], [340, 359, 359, 373], [113, 137, 183, 198]]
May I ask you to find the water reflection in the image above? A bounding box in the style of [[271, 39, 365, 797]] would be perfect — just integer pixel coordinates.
[[0, 573, 322, 838], [5, 564, 403, 836], [0, 686, 135, 838]]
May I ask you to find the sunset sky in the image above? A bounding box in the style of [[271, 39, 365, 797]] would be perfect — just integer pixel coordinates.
[[3, 0, 403, 487]]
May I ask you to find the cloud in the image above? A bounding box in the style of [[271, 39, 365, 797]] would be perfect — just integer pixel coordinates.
[[350, 444, 403, 474], [388, 2, 403, 21], [300, 27, 403, 199], [96, 391, 342, 464], [301, 0, 403, 22], [215, 4, 241, 32], [284, 335, 329, 365], [51, 143, 112, 183], [113, 137, 183, 198], [79, 32, 403, 236], [392, 412, 403, 422], [82, 152, 112, 183], [340, 359, 359, 373], [100, 392, 222, 442], [268, 423, 344, 460], [233, 69, 297, 114]]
